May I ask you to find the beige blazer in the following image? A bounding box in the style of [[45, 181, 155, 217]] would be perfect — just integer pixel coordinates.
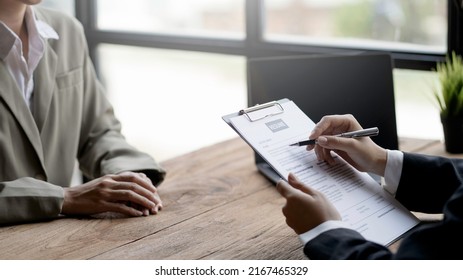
[[0, 8, 165, 224]]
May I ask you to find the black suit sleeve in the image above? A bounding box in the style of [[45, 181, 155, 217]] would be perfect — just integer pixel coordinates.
[[396, 153, 463, 213], [304, 228, 393, 259]]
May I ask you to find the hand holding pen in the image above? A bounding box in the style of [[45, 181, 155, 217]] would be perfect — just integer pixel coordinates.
[[289, 127, 379, 147], [297, 115, 387, 176]]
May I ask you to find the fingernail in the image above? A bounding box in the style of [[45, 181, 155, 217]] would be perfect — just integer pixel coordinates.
[[288, 173, 296, 182], [318, 136, 327, 145]]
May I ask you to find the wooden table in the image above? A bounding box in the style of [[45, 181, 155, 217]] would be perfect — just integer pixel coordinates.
[[0, 137, 458, 259]]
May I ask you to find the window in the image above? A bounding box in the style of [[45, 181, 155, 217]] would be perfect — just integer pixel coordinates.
[[96, 0, 245, 39], [72, 0, 459, 160], [97, 45, 246, 161], [83, 1, 248, 161], [393, 69, 441, 140], [264, 0, 446, 54]]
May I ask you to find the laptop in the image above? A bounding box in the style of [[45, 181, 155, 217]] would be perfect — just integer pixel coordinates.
[[247, 52, 398, 183]]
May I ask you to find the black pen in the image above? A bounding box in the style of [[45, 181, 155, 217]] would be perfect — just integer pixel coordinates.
[[289, 127, 379, 147]]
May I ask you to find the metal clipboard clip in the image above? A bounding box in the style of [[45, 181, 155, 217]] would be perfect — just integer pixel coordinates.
[[239, 101, 284, 122]]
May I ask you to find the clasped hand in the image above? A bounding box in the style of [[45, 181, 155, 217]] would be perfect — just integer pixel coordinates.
[[61, 171, 162, 217]]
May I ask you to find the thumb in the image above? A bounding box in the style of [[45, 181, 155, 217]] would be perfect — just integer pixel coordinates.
[[288, 173, 316, 196], [276, 179, 296, 198]]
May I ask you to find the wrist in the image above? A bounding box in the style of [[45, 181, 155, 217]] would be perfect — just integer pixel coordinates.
[[61, 188, 75, 214], [372, 146, 388, 176]]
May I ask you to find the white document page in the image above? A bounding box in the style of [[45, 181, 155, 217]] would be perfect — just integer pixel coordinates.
[[228, 100, 419, 246]]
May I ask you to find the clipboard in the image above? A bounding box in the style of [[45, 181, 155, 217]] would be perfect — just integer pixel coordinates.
[[222, 98, 288, 123], [222, 98, 419, 246], [223, 98, 383, 184], [222, 98, 291, 183]]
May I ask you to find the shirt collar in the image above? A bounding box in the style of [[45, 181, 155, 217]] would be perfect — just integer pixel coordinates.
[[31, 7, 59, 41], [0, 6, 59, 60]]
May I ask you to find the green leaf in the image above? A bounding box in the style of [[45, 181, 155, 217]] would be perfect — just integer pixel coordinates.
[[433, 51, 463, 117]]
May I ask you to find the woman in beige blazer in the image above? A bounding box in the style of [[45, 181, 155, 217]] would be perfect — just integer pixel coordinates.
[[0, 1, 166, 224]]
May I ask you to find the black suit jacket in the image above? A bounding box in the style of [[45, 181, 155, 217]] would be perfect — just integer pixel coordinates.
[[304, 153, 463, 259]]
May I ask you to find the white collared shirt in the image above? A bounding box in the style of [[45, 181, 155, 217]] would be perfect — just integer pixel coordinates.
[[0, 6, 58, 110], [298, 149, 404, 245]]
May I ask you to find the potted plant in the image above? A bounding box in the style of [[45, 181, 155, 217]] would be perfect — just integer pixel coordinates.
[[433, 51, 463, 153]]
